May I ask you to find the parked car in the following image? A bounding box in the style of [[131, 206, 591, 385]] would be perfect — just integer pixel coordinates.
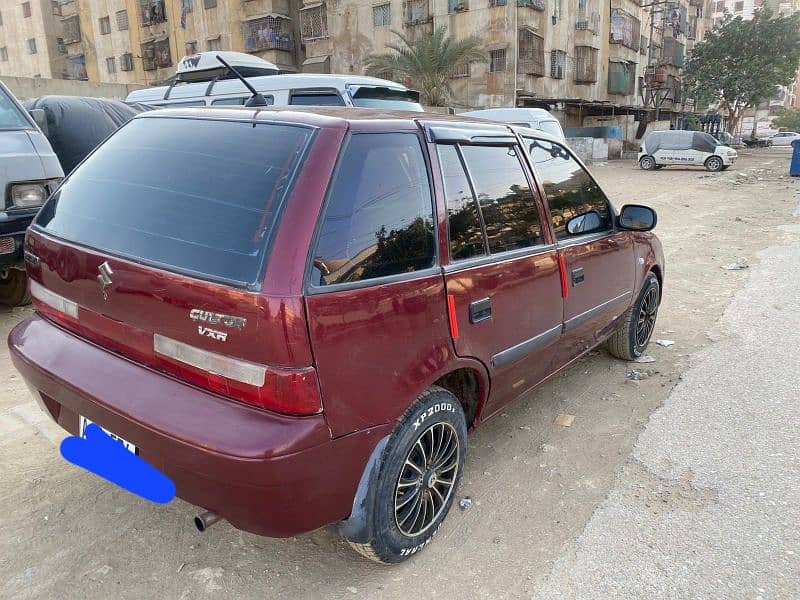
[[126, 51, 423, 111], [10, 106, 663, 563], [0, 81, 64, 306], [768, 131, 800, 146], [460, 107, 566, 142], [639, 130, 737, 171], [743, 135, 772, 148]]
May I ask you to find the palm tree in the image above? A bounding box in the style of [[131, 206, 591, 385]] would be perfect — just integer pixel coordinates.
[[364, 26, 487, 106]]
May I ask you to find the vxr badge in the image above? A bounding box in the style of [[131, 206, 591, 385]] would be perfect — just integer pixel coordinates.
[[96, 261, 113, 300]]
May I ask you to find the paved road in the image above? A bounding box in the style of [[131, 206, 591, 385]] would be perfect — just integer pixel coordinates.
[[538, 204, 800, 598]]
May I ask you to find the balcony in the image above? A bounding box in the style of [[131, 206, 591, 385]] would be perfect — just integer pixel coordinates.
[[518, 0, 545, 10], [245, 16, 293, 52], [403, 0, 432, 24]]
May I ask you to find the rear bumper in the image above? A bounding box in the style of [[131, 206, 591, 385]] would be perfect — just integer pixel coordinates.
[[9, 315, 390, 537]]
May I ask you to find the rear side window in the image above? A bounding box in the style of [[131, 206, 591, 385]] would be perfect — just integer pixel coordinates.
[[438, 145, 485, 261], [0, 86, 30, 128], [459, 145, 543, 254], [310, 133, 434, 287], [527, 138, 612, 240], [290, 92, 345, 106], [211, 96, 274, 106], [36, 117, 312, 286]]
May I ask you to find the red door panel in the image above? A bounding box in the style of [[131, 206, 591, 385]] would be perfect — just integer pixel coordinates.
[[445, 249, 563, 417]]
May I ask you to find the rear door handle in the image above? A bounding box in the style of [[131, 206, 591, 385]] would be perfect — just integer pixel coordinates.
[[571, 267, 585, 285], [469, 298, 492, 323]]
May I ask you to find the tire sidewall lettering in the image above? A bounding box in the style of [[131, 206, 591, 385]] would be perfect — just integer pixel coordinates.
[[412, 402, 456, 430]]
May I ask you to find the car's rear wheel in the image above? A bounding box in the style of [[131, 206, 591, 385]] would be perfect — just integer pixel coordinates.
[[344, 387, 467, 563], [705, 156, 724, 172], [607, 273, 660, 361], [0, 269, 31, 307], [639, 155, 656, 170]]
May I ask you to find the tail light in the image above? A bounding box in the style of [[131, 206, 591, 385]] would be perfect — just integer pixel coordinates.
[[29, 282, 323, 416]]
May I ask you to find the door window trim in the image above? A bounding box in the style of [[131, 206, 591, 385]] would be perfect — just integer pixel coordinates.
[[304, 130, 440, 295], [437, 139, 552, 265], [517, 133, 619, 244]]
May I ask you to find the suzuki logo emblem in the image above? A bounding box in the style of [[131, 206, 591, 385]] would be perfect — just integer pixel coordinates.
[[96, 261, 113, 300]]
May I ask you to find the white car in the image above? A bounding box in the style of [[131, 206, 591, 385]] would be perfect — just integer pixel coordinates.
[[638, 130, 737, 172], [459, 107, 566, 143], [768, 131, 800, 146]]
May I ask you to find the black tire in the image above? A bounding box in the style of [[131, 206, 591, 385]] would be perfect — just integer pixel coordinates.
[[705, 156, 723, 172], [607, 273, 660, 361], [0, 269, 31, 307], [639, 155, 656, 170], [345, 387, 467, 563]]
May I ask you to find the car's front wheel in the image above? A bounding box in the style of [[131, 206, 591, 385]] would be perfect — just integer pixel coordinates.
[[607, 273, 660, 361], [705, 156, 724, 172], [639, 155, 657, 170], [0, 269, 31, 307], [344, 387, 467, 563]]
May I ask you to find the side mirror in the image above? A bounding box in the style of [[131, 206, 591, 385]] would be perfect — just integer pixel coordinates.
[[28, 108, 48, 136], [618, 204, 657, 231], [566, 210, 602, 235]]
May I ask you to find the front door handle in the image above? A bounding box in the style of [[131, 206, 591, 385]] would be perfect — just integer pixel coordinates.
[[571, 267, 585, 286], [469, 298, 492, 323]]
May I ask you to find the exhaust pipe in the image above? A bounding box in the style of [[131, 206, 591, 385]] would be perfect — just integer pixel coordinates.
[[194, 511, 221, 532]]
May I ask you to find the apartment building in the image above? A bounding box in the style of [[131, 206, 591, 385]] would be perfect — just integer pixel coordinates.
[[300, 0, 712, 117], [0, 0, 66, 78]]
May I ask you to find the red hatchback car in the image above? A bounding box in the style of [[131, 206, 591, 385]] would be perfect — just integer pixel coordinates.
[[10, 107, 663, 563]]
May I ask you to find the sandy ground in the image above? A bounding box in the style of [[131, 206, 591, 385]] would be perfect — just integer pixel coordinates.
[[0, 148, 798, 599]]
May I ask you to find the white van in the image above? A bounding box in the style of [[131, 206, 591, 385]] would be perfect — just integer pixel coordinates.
[[639, 130, 737, 172], [0, 80, 64, 305], [459, 107, 566, 142], [126, 51, 423, 111]]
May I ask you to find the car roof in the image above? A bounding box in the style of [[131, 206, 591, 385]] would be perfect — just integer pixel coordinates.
[[461, 107, 555, 120], [126, 73, 412, 103], [134, 105, 564, 142]]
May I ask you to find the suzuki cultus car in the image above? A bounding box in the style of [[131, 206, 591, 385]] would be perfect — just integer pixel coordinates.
[[10, 105, 663, 563]]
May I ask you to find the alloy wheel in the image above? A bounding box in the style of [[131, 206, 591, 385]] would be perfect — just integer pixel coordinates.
[[636, 286, 659, 348], [394, 422, 460, 537]]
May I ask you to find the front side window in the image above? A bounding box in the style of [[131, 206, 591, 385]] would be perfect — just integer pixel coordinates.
[[527, 138, 612, 240], [0, 85, 29, 129], [460, 145, 543, 253], [311, 133, 434, 287]]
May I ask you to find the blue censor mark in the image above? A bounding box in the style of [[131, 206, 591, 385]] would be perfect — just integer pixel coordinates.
[[60, 424, 176, 504]]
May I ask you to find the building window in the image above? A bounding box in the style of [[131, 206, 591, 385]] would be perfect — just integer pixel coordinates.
[[51, 1, 61, 16], [661, 37, 685, 67], [517, 0, 545, 9], [734, 0, 743, 10], [185, 40, 197, 54], [116, 9, 128, 30], [142, 38, 172, 70], [27, 38, 37, 54], [245, 16, 292, 52], [714, 0, 724, 10], [490, 0, 507, 6], [301, 4, 329, 41], [65, 55, 87, 79], [139, 0, 166, 25], [106, 56, 116, 73], [489, 48, 506, 72], [207, 36, 221, 51], [448, 0, 469, 12], [121, 52, 134, 71], [640, 35, 647, 55], [0, 47, 8, 62], [203, 0, 216, 9], [574, 45, 598, 83], [609, 9, 640, 51], [607, 60, 635, 95], [56, 37, 67, 54], [403, 0, 431, 24], [518, 28, 544, 76], [99, 16, 111, 34], [63, 15, 81, 43], [550, 49, 566, 78], [22, 1, 31, 17], [373, 3, 390, 27], [0, 11, 3, 25], [450, 62, 470, 78]]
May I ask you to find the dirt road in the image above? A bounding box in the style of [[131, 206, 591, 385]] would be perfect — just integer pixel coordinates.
[[1, 148, 797, 599]]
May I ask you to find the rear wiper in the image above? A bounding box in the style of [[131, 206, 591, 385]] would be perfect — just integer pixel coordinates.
[[215, 55, 269, 108]]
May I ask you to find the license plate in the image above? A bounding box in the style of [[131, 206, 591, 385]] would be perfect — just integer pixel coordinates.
[[79, 416, 137, 454]]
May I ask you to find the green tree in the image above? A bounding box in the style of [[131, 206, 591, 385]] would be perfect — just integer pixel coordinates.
[[683, 9, 800, 136], [773, 107, 800, 131], [364, 26, 487, 106]]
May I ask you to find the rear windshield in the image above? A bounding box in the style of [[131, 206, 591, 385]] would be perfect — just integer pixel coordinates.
[[350, 87, 423, 111], [35, 117, 312, 286], [0, 86, 30, 129]]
